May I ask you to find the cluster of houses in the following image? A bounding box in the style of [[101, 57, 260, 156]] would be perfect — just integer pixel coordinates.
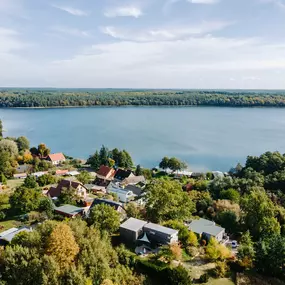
[[1, 154, 231, 253], [13, 152, 67, 179]]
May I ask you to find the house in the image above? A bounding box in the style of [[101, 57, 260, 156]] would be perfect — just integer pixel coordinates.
[[212, 171, 225, 179], [125, 185, 144, 197], [15, 164, 30, 174], [143, 223, 179, 245], [188, 218, 226, 242], [119, 218, 178, 245], [84, 184, 107, 194], [0, 227, 32, 246], [13, 173, 27, 179], [32, 171, 48, 178], [55, 169, 69, 176], [96, 165, 116, 180], [47, 179, 87, 200], [114, 169, 134, 181], [54, 204, 84, 218], [120, 218, 148, 243], [174, 170, 193, 178], [67, 170, 80, 176], [47, 153, 66, 165], [107, 182, 135, 203], [88, 198, 126, 220], [122, 175, 146, 186]]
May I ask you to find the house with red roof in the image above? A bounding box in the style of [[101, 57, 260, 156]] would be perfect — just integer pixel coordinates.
[[47, 153, 66, 165], [96, 165, 116, 181], [47, 179, 87, 200]]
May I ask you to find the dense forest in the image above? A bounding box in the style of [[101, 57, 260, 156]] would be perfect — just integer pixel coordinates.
[[1, 89, 285, 107]]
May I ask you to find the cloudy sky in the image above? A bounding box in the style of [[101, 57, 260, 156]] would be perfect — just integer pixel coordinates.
[[1, 0, 285, 89]]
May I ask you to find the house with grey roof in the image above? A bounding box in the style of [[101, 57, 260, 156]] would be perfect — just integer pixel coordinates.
[[119, 218, 178, 245], [0, 227, 32, 246], [54, 204, 84, 218], [143, 223, 179, 245], [120, 218, 148, 243], [188, 218, 225, 242]]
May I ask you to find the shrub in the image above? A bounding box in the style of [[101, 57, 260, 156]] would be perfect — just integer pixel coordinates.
[[212, 261, 229, 278], [198, 273, 209, 283]]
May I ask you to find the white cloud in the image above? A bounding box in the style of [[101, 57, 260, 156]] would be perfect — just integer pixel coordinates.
[[104, 6, 142, 18], [52, 5, 88, 16], [101, 21, 232, 42], [188, 0, 220, 3], [52, 27, 91, 38], [41, 36, 285, 89]]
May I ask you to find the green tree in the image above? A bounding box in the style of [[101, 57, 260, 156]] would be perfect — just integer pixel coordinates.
[[99, 145, 109, 166], [135, 164, 143, 176], [37, 174, 56, 187], [0, 172, 7, 185], [0, 245, 43, 285], [220, 188, 240, 203], [10, 186, 41, 213], [37, 143, 50, 158], [125, 202, 143, 219], [39, 198, 54, 218], [237, 231, 255, 269], [0, 139, 18, 157], [87, 151, 101, 170], [255, 235, 285, 278], [76, 171, 92, 185], [216, 210, 239, 234], [168, 157, 187, 172], [241, 187, 280, 239], [24, 175, 38, 188], [0, 119, 3, 137], [16, 136, 30, 152], [0, 150, 14, 177], [159, 157, 169, 171], [146, 180, 195, 223], [58, 187, 78, 205], [89, 204, 120, 234]]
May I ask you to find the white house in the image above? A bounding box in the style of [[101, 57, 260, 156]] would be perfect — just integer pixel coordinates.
[[107, 182, 135, 203], [47, 153, 66, 165], [188, 218, 225, 242]]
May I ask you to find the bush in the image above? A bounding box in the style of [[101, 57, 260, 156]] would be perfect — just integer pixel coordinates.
[[198, 273, 209, 283], [211, 261, 229, 278], [0, 211, 6, 220]]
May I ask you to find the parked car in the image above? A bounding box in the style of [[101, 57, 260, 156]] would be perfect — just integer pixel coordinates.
[[231, 240, 238, 248]]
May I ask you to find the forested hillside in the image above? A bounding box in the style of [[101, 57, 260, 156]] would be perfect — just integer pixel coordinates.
[[1, 89, 285, 107]]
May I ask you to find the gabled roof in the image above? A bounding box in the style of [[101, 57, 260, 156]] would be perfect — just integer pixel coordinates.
[[47, 179, 86, 198], [97, 165, 115, 178], [122, 176, 146, 185], [48, 153, 65, 162], [114, 169, 133, 181], [188, 218, 225, 237]]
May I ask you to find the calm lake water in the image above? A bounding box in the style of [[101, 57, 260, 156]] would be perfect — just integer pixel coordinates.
[[1, 106, 285, 171]]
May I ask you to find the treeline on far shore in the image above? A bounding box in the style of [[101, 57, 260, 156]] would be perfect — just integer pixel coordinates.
[[1, 89, 285, 107]]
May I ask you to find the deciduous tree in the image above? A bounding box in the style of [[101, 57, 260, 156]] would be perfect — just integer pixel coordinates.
[[46, 224, 79, 270]]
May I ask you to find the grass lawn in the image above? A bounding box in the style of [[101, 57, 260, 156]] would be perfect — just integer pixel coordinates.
[[0, 219, 22, 232], [7, 179, 24, 191], [206, 278, 234, 285]]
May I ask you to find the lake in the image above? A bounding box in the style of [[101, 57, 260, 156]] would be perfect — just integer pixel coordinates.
[[1, 106, 285, 171]]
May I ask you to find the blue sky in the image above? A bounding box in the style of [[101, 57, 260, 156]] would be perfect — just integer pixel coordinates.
[[0, 0, 285, 89]]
